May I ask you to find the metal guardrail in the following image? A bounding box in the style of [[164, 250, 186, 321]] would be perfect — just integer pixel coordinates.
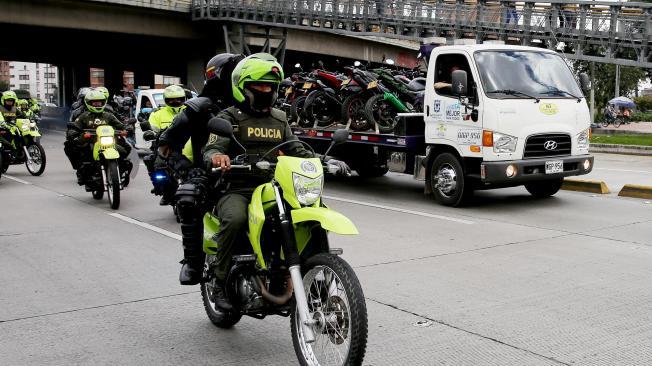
[[192, 0, 652, 68], [87, 0, 192, 12]]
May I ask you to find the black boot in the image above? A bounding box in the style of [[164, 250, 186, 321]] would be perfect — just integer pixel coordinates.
[[179, 258, 203, 285], [211, 279, 233, 311]]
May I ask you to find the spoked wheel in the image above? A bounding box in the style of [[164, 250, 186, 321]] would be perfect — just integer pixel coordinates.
[[201, 255, 242, 328], [364, 94, 399, 133], [105, 160, 121, 210], [342, 95, 370, 131], [25, 144, 46, 176], [306, 91, 339, 127], [291, 254, 368, 366], [613, 118, 622, 128]]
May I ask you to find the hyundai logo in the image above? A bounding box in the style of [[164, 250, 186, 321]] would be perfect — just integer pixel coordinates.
[[543, 140, 558, 150]]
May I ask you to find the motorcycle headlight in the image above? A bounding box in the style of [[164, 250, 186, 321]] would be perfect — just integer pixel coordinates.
[[293, 173, 323, 206], [576, 128, 589, 149], [493, 132, 518, 153], [100, 136, 115, 146], [30, 122, 36, 128], [21, 123, 30, 131]]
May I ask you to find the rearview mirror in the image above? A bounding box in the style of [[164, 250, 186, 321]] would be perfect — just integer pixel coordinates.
[[332, 129, 349, 144], [207, 117, 234, 137], [143, 130, 157, 141], [451, 70, 468, 96], [579, 73, 590, 94]]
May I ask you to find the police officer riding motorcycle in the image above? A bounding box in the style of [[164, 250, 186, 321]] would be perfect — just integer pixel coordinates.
[[64, 89, 134, 187], [199, 53, 350, 310]]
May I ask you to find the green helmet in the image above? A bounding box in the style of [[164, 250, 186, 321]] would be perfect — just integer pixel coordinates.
[[84, 89, 107, 113], [163, 85, 186, 114], [231, 53, 284, 112], [1, 91, 18, 106], [17, 99, 29, 110], [96, 86, 110, 100]]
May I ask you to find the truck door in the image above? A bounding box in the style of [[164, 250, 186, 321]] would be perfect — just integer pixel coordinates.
[[425, 52, 482, 154]]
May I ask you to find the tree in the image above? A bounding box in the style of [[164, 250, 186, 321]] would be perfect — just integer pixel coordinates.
[[0, 80, 8, 92], [573, 61, 647, 109]]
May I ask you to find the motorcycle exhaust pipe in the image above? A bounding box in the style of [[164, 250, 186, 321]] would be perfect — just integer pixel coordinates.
[[254, 275, 294, 305]]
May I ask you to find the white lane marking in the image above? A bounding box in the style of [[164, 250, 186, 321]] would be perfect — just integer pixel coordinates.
[[593, 167, 652, 174], [108, 213, 181, 241], [4, 175, 32, 185], [323, 195, 475, 225]]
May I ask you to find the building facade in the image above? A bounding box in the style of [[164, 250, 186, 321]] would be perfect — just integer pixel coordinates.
[[8, 62, 58, 103], [0, 61, 10, 87]]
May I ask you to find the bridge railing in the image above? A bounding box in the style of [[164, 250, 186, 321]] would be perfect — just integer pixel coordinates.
[[195, 0, 650, 40]]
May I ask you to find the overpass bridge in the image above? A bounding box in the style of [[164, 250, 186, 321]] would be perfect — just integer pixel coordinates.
[[193, 0, 652, 68]]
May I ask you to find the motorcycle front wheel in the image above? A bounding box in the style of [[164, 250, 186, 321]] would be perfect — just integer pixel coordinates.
[[105, 160, 121, 210], [25, 144, 46, 176], [291, 253, 368, 366]]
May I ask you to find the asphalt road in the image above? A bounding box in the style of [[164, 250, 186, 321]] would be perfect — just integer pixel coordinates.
[[1, 131, 651, 366]]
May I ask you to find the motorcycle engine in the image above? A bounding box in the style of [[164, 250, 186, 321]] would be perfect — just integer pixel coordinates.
[[237, 275, 265, 311]]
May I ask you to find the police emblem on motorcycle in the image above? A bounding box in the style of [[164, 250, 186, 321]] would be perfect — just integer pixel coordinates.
[[301, 161, 317, 173], [433, 100, 441, 113]]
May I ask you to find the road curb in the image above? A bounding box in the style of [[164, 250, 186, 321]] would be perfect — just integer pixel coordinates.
[[562, 179, 610, 194], [590, 143, 652, 156], [618, 184, 652, 199]]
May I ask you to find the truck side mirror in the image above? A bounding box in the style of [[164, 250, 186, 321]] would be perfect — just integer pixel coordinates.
[[451, 70, 468, 97], [471, 109, 479, 122], [579, 73, 590, 95]]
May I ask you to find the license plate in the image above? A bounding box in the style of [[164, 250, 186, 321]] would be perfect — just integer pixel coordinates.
[[302, 82, 313, 89], [545, 160, 563, 174], [285, 87, 293, 96], [367, 80, 377, 89]]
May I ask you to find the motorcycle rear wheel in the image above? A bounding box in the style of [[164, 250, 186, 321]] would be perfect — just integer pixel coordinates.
[[201, 255, 242, 329], [25, 144, 46, 176], [341, 95, 370, 131], [291, 253, 368, 366], [305, 91, 338, 127], [364, 94, 398, 133], [105, 160, 121, 210]]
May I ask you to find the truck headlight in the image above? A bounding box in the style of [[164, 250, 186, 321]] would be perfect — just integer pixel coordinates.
[[493, 132, 518, 153], [576, 128, 589, 149], [293, 173, 323, 206], [100, 136, 115, 146]]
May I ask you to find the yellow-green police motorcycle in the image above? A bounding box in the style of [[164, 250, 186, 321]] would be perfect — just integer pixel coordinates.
[[0, 117, 46, 181], [80, 125, 131, 209], [200, 119, 368, 366]]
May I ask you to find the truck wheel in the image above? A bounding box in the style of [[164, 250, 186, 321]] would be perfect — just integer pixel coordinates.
[[524, 178, 563, 198], [429, 153, 472, 207]]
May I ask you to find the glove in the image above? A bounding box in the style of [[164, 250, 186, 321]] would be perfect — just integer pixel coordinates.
[[325, 158, 351, 176]]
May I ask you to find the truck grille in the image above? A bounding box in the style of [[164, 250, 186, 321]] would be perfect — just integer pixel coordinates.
[[523, 134, 571, 159]]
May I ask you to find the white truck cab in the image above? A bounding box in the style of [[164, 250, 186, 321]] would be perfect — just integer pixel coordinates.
[[421, 44, 593, 206]]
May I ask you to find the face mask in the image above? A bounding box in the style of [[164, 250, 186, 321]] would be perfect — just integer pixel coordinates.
[[243, 85, 278, 115]]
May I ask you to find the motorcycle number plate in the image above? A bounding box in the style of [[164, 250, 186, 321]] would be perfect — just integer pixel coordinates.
[[545, 160, 563, 174], [367, 81, 378, 89], [285, 87, 293, 96], [303, 82, 313, 89]]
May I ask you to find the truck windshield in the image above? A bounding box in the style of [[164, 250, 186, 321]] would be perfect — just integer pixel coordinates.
[[475, 51, 583, 100]]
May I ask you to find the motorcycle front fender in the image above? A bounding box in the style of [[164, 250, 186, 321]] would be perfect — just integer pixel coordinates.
[[291, 207, 358, 235], [384, 92, 409, 112], [101, 147, 120, 160]]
